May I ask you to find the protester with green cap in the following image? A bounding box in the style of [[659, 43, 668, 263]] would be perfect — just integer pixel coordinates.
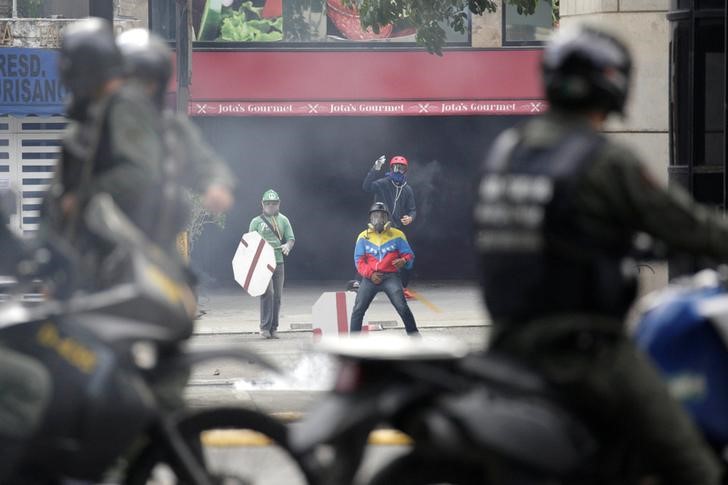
[[249, 189, 295, 339]]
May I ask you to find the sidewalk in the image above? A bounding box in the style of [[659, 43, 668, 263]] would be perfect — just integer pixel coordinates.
[[193, 280, 491, 335]]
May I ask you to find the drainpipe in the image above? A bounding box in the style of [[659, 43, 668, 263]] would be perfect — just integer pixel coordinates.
[[176, 0, 192, 114]]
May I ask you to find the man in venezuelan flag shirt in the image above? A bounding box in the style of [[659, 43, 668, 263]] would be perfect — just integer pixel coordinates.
[[350, 202, 419, 335]]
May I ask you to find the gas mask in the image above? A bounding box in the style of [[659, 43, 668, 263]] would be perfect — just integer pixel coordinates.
[[262, 201, 280, 217], [368, 211, 391, 233], [387, 164, 407, 186]]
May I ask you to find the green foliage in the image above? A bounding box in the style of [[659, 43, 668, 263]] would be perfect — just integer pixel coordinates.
[[344, 0, 557, 54], [187, 193, 226, 250], [285, 0, 327, 42], [219, 1, 284, 42]]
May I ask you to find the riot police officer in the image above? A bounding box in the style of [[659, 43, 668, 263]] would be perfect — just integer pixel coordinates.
[[475, 26, 726, 485], [44, 17, 165, 291], [115, 28, 234, 254]]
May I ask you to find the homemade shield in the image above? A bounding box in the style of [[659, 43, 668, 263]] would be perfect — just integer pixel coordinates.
[[232, 232, 276, 297]]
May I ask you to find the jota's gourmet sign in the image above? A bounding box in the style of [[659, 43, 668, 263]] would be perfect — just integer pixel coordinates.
[[0, 48, 66, 115]]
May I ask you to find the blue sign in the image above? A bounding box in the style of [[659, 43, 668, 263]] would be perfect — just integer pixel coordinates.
[[0, 47, 66, 116]]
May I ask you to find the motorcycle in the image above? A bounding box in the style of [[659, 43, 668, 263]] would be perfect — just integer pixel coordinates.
[[0, 195, 313, 485], [293, 267, 728, 485], [634, 268, 728, 460], [291, 333, 630, 485]]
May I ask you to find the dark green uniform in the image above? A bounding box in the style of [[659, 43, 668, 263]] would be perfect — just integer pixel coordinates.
[[164, 112, 234, 195], [57, 82, 164, 231], [479, 111, 727, 485], [42, 81, 164, 269], [148, 111, 236, 254]]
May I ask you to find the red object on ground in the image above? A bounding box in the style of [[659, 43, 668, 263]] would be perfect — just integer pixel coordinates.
[[403, 288, 415, 300], [262, 0, 282, 18], [335, 291, 349, 335]]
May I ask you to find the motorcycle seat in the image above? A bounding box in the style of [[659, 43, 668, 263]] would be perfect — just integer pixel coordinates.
[[459, 352, 551, 395]]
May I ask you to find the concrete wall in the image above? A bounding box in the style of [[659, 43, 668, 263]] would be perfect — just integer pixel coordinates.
[[115, 0, 147, 28], [472, 10, 502, 48], [0, 0, 147, 47], [561, 0, 670, 291]]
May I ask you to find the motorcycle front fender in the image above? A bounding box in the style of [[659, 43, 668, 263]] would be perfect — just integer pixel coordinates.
[[289, 391, 380, 454]]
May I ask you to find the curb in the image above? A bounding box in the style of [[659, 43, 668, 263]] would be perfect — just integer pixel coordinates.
[[201, 427, 413, 448], [192, 323, 489, 337]]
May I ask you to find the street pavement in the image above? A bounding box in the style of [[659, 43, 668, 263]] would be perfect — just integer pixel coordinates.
[[185, 280, 491, 415], [192, 280, 491, 335]]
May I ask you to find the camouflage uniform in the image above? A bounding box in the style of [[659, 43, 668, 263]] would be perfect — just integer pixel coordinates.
[[481, 111, 726, 485]]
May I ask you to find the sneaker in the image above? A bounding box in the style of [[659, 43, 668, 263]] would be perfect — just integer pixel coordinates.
[[403, 288, 415, 300], [260, 330, 272, 339], [270, 330, 280, 339], [346, 280, 360, 292]]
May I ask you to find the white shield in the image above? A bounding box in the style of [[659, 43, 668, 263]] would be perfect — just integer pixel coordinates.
[[232, 232, 276, 297]]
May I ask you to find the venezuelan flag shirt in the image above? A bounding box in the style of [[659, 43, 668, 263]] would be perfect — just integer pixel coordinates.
[[354, 227, 414, 279]]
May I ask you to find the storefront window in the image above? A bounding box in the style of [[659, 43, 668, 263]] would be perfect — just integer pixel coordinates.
[[151, 0, 468, 46], [16, 0, 88, 18], [694, 18, 724, 167], [503, 0, 553, 45]]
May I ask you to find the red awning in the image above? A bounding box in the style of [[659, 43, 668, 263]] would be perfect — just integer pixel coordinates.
[[184, 49, 545, 117]]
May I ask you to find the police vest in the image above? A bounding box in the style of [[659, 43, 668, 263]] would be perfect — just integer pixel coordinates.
[[475, 128, 637, 323]]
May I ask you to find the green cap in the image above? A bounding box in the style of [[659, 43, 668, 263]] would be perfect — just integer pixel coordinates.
[[262, 189, 280, 202]]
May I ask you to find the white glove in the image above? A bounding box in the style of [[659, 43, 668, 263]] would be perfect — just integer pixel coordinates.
[[373, 155, 386, 171], [281, 241, 293, 256]]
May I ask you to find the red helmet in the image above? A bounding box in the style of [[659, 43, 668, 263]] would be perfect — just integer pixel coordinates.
[[390, 156, 408, 167]]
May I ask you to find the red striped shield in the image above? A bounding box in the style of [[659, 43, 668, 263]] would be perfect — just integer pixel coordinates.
[[232, 232, 277, 297]]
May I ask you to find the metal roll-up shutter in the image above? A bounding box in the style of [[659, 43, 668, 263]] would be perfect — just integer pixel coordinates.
[[15, 116, 67, 234]]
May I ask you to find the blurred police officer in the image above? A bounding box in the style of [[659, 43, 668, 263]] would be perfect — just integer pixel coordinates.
[[115, 28, 234, 253], [475, 26, 727, 485], [43, 18, 166, 292]]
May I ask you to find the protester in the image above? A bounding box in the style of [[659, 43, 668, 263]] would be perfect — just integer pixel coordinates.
[[350, 202, 419, 336], [249, 189, 295, 339], [360, 155, 417, 298]]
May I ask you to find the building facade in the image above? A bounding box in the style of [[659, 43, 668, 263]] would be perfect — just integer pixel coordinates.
[[2, 1, 557, 283], [560, 0, 672, 291], [0, 2, 142, 235], [149, 0, 555, 283]]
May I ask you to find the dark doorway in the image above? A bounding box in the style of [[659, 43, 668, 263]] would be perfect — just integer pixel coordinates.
[[190, 115, 525, 285], [668, 1, 726, 274]]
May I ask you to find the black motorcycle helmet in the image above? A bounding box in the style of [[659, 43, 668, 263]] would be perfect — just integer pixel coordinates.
[[542, 25, 632, 115], [59, 18, 122, 103], [116, 28, 173, 109]]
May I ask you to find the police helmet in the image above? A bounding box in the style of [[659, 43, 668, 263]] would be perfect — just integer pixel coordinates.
[[542, 25, 632, 114], [116, 29, 173, 106], [59, 18, 123, 101]]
